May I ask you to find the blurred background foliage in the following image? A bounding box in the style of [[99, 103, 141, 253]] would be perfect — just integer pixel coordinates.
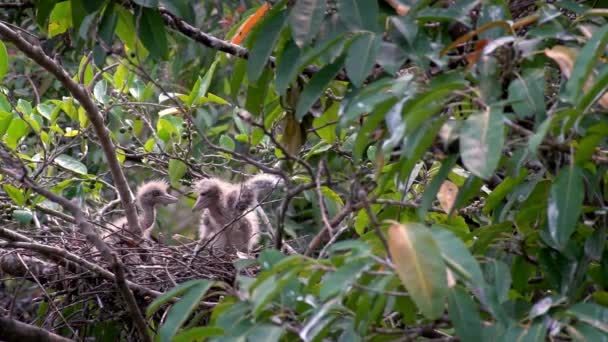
[[0, 0, 607, 341]]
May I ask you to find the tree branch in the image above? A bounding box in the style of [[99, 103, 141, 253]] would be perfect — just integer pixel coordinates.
[[0, 316, 73, 342], [0, 23, 142, 237], [0, 144, 151, 342], [158, 6, 350, 81]]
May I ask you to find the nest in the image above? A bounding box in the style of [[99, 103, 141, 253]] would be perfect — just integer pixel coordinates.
[[0, 224, 257, 334]]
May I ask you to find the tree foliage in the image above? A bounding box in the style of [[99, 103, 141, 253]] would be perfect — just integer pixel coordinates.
[[0, 0, 607, 341]]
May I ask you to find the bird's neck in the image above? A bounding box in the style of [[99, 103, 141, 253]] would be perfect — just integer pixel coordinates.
[[207, 201, 231, 223], [139, 204, 156, 231]]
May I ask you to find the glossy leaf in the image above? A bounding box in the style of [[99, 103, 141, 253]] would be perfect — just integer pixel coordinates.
[[388, 222, 448, 319], [173, 327, 223, 342], [547, 164, 584, 249], [275, 40, 302, 95], [320, 259, 369, 300], [55, 154, 87, 175], [459, 106, 504, 180], [168, 159, 187, 188], [48, 1, 72, 38], [430, 226, 485, 287], [0, 41, 7, 81], [137, 8, 168, 59], [295, 56, 345, 120], [338, 0, 379, 31], [448, 286, 483, 342], [247, 10, 288, 83], [565, 24, 608, 103], [158, 280, 214, 341], [289, 0, 326, 47], [0, 111, 13, 137], [3, 184, 26, 206], [345, 33, 380, 87]]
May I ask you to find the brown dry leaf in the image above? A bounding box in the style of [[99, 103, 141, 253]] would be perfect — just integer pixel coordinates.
[[385, 0, 410, 16], [544, 46, 577, 78], [465, 39, 490, 67], [437, 180, 458, 214], [545, 45, 608, 108]]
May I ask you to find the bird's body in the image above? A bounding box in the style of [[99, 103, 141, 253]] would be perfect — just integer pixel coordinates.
[[193, 174, 281, 252], [103, 180, 178, 242]]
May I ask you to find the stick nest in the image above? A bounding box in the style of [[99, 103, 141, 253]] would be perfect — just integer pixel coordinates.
[[0, 223, 258, 332]]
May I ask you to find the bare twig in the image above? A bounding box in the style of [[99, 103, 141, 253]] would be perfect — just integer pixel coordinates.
[[0, 316, 73, 342], [0, 143, 151, 342], [0, 23, 142, 237]]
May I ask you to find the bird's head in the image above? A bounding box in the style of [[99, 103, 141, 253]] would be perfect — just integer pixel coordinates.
[[192, 178, 222, 211], [136, 180, 178, 207]]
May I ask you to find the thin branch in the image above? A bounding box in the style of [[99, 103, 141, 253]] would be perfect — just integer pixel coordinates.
[[158, 7, 350, 81], [0, 144, 151, 342], [0, 316, 73, 342], [0, 22, 142, 237]]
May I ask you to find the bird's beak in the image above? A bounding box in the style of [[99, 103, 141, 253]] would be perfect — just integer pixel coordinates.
[[192, 195, 211, 211], [160, 194, 179, 204]]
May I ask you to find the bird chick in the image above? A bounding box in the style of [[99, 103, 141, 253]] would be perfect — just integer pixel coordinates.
[[193, 174, 281, 252], [105, 180, 178, 241]]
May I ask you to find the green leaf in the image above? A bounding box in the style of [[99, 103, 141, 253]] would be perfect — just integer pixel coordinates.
[[147, 280, 204, 317], [5, 118, 29, 149], [189, 60, 219, 106], [485, 260, 511, 304], [448, 286, 484, 342], [248, 10, 288, 83], [289, 0, 326, 47], [247, 324, 284, 342], [353, 99, 395, 161], [338, 0, 379, 31], [508, 69, 545, 119], [158, 280, 214, 342], [547, 164, 584, 249], [93, 80, 108, 104], [0, 111, 13, 137], [55, 154, 88, 175], [173, 327, 223, 342], [132, 0, 159, 7], [251, 269, 300, 316], [459, 106, 504, 180], [388, 222, 448, 319], [48, 1, 73, 38], [565, 24, 608, 103], [345, 33, 380, 87], [245, 68, 272, 114], [12, 209, 33, 224], [320, 259, 369, 300], [3, 184, 26, 206], [0, 41, 8, 81], [219, 134, 235, 151], [567, 302, 608, 334], [419, 155, 458, 219], [313, 102, 338, 143], [527, 116, 552, 156], [168, 159, 187, 188], [295, 56, 345, 120], [98, 3, 118, 46], [230, 57, 247, 99], [137, 8, 168, 60], [430, 226, 484, 287], [275, 40, 301, 95]]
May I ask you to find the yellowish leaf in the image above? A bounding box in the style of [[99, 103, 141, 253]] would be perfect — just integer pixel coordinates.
[[437, 180, 458, 214], [387, 221, 448, 319]]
